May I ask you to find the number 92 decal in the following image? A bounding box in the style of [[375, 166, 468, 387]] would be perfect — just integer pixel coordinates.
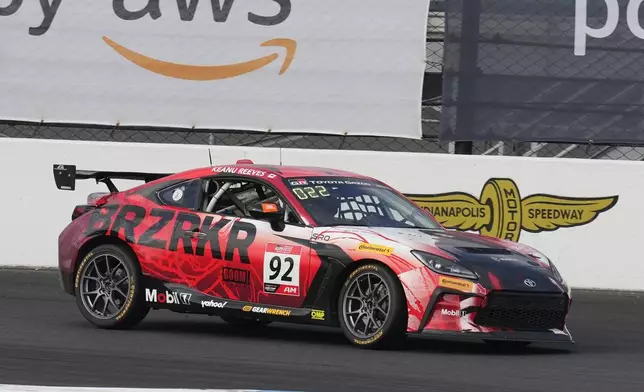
[[263, 243, 302, 296]]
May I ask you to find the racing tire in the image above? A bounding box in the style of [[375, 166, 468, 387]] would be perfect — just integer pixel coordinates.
[[220, 314, 272, 328], [338, 263, 407, 349], [74, 244, 150, 329]]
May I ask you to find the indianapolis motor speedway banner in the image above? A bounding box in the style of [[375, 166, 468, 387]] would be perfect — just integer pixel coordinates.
[[0, 0, 430, 139], [441, 0, 644, 144]]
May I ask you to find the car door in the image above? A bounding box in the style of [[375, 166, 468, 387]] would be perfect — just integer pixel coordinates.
[[190, 176, 314, 308]]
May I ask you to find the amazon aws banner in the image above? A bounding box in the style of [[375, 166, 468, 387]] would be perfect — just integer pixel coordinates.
[[0, 0, 430, 139]]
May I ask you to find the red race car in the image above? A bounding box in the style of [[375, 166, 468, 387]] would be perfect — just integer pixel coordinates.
[[53, 160, 573, 349]]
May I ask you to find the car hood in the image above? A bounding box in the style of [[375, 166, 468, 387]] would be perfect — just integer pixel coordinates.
[[349, 226, 566, 293]]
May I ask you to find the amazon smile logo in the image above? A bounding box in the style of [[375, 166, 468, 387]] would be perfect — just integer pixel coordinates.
[[102, 37, 296, 81], [406, 178, 618, 242], [1, 0, 295, 81]]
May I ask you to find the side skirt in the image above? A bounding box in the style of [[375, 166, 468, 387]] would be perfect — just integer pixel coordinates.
[[141, 276, 337, 327]]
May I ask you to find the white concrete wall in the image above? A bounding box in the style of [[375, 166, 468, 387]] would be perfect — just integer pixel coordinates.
[[3, 138, 642, 291], [0, 138, 280, 269]]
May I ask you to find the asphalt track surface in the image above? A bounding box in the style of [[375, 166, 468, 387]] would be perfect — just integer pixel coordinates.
[[1, 268, 643, 392]]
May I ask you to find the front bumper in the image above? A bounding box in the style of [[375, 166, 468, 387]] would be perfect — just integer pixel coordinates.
[[419, 327, 574, 344], [417, 287, 573, 343]]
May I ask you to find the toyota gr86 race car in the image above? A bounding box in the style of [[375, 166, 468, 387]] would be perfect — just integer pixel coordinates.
[[53, 161, 573, 349]]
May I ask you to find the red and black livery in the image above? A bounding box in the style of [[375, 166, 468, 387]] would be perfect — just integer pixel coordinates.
[[54, 160, 574, 349]]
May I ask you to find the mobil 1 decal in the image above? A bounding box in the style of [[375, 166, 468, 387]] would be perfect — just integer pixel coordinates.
[[263, 243, 301, 296]]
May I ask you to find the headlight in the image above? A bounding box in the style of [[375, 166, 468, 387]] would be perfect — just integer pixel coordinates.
[[528, 250, 564, 283], [411, 251, 478, 280], [549, 260, 564, 283]]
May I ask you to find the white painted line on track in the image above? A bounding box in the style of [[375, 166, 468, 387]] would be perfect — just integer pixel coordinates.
[[0, 386, 295, 392]]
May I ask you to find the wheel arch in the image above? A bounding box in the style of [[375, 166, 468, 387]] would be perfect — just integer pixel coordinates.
[[73, 235, 140, 287], [330, 258, 408, 325]]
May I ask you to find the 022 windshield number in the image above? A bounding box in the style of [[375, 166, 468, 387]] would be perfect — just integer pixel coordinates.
[[292, 186, 330, 200]]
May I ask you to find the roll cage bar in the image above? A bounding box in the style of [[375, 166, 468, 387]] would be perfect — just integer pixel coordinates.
[[201, 177, 298, 224]]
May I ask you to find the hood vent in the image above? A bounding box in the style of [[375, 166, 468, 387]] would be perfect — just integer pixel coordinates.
[[458, 247, 513, 255]]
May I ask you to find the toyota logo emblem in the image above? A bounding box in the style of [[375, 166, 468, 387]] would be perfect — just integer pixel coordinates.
[[524, 279, 537, 288]]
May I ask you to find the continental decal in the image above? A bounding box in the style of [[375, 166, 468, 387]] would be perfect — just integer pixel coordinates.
[[116, 280, 136, 321], [406, 178, 618, 242], [438, 276, 474, 292], [75, 252, 94, 289], [356, 243, 394, 256], [348, 264, 378, 280], [2, 1, 295, 81], [354, 330, 383, 345]]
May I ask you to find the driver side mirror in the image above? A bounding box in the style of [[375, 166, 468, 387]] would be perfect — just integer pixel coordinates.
[[248, 202, 286, 232]]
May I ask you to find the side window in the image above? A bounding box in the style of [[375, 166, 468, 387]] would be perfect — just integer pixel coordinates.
[[158, 179, 202, 209], [199, 177, 302, 224], [201, 179, 266, 216]]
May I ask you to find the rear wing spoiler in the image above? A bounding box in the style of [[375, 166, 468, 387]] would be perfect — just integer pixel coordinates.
[[53, 164, 172, 193]]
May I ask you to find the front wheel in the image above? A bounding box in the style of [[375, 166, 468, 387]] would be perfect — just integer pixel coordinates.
[[338, 263, 407, 349], [74, 244, 149, 329]]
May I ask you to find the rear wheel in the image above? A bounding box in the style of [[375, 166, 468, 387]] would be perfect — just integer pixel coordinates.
[[74, 244, 149, 329], [338, 263, 407, 349]]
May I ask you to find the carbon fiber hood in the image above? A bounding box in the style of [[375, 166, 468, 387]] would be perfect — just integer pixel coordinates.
[[371, 227, 566, 293]]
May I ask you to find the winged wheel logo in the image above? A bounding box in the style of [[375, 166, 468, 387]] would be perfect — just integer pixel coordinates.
[[406, 178, 618, 242]]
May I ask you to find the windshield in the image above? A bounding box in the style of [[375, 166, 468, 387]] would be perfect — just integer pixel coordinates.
[[284, 177, 442, 229]]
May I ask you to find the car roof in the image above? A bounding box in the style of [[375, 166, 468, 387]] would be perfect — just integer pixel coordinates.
[[245, 164, 370, 179], [174, 161, 373, 180]]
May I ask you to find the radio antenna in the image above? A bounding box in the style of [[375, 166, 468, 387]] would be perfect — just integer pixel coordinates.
[[208, 149, 213, 166]]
